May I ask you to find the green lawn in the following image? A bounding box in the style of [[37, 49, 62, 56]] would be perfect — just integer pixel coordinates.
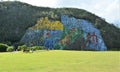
[[0, 50, 119, 72]]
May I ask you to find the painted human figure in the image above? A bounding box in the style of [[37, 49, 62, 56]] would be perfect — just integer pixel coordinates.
[[71, 28, 76, 32], [81, 30, 85, 50], [91, 32, 98, 49], [30, 42, 35, 52], [81, 37, 85, 50], [31, 42, 34, 46], [46, 32, 50, 38], [86, 33, 91, 48]]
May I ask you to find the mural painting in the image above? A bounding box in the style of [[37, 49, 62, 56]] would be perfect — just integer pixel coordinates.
[[21, 15, 107, 51]]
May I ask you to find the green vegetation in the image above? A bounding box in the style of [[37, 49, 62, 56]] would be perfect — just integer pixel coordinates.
[[17, 45, 45, 52], [0, 1, 120, 50], [0, 50, 119, 72], [31, 46, 45, 50], [6, 46, 14, 52], [18, 45, 27, 51], [0, 43, 8, 52]]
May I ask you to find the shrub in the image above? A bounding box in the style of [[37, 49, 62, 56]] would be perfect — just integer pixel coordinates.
[[7, 46, 14, 52], [0, 43, 8, 52], [17, 46, 22, 51], [22, 45, 27, 50], [38, 46, 45, 50], [30, 47, 37, 51], [54, 44, 61, 50], [17, 45, 27, 51], [31, 46, 45, 51], [13, 42, 24, 51]]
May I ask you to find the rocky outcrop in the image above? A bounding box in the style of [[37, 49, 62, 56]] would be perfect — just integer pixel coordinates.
[[20, 15, 107, 51], [61, 15, 107, 50], [20, 29, 63, 48], [20, 30, 44, 46]]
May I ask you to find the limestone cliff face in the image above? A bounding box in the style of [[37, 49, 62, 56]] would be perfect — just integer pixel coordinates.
[[61, 15, 107, 50], [20, 29, 63, 47], [20, 30, 44, 46], [20, 15, 107, 51]]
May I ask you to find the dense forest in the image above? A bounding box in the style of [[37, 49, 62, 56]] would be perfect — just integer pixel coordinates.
[[0, 1, 120, 50]]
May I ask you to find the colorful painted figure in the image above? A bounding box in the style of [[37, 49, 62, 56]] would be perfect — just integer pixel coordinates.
[[86, 33, 91, 48], [91, 32, 98, 49], [81, 37, 85, 50], [46, 32, 50, 38]]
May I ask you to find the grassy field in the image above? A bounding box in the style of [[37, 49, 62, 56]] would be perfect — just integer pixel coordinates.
[[0, 50, 119, 72]]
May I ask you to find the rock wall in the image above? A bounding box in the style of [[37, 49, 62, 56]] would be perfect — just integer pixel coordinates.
[[20, 29, 63, 48], [20, 30, 44, 46], [20, 15, 107, 51], [61, 15, 107, 50]]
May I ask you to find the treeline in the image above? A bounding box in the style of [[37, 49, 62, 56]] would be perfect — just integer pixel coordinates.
[[0, 1, 120, 50]]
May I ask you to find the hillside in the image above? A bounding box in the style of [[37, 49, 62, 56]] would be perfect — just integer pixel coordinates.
[[0, 1, 120, 50]]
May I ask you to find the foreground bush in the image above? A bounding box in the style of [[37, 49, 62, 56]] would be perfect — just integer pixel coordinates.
[[17, 45, 45, 52], [7, 46, 14, 52], [18, 45, 27, 51], [31, 46, 45, 51], [0, 43, 8, 52], [54, 44, 61, 50]]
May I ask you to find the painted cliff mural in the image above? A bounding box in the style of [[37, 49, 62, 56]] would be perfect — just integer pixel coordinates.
[[21, 15, 107, 51]]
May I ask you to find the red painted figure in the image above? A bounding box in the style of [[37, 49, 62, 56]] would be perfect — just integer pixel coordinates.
[[86, 33, 91, 44], [91, 32, 98, 49], [86, 33, 91, 48]]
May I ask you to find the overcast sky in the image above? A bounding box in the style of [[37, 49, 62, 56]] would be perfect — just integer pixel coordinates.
[[2, 0, 120, 27]]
